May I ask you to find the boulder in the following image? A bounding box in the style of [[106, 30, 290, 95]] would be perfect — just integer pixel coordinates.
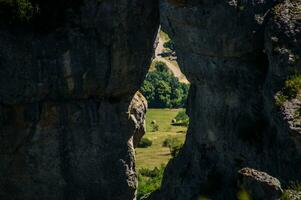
[[238, 168, 283, 200]]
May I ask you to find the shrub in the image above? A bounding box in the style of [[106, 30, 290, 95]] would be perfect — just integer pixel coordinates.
[[283, 75, 301, 99], [170, 143, 183, 157], [275, 92, 287, 107], [280, 181, 301, 200], [150, 120, 159, 132], [163, 40, 175, 51], [151, 124, 159, 132], [172, 110, 189, 127], [139, 167, 162, 178], [0, 0, 84, 30], [138, 138, 152, 148], [0, 0, 34, 23], [137, 165, 165, 200], [275, 75, 301, 107], [162, 137, 180, 147], [162, 137, 183, 157], [175, 110, 188, 121], [155, 61, 169, 73], [140, 62, 190, 108]]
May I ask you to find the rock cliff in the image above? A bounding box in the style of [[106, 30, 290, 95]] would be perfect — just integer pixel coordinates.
[[1, 0, 301, 200], [0, 0, 159, 199], [130, 92, 148, 148], [148, 0, 301, 199]]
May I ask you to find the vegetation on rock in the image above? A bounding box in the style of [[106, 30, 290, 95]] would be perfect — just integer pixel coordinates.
[[0, 0, 83, 30], [275, 75, 301, 106], [280, 182, 301, 200]]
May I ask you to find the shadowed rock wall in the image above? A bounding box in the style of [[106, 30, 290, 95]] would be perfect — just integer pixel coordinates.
[[148, 0, 301, 199], [0, 0, 159, 199], [1, 0, 301, 200]]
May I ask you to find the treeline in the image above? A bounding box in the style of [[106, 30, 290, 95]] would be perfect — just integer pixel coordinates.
[[140, 62, 189, 108]]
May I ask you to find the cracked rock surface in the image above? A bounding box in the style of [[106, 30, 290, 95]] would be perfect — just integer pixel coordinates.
[[0, 1, 159, 200]]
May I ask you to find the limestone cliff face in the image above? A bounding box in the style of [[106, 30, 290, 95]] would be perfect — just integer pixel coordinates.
[[130, 92, 148, 148], [0, 1, 159, 200], [1, 0, 301, 200], [148, 0, 301, 199]]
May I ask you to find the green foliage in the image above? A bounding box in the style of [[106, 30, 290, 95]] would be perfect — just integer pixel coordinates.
[[237, 190, 251, 200], [0, 0, 84, 29], [138, 138, 153, 148], [198, 196, 211, 200], [150, 120, 159, 132], [170, 143, 183, 157], [137, 165, 165, 200], [275, 92, 287, 107], [283, 75, 301, 98], [155, 61, 168, 72], [172, 110, 189, 127], [162, 137, 183, 157], [280, 182, 301, 200], [163, 39, 175, 51], [275, 75, 301, 106], [140, 61, 189, 108], [174, 110, 188, 121], [162, 137, 178, 147], [0, 0, 33, 23]]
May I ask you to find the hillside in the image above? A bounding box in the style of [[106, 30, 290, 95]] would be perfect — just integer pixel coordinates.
[[152, 30, 189, 84]]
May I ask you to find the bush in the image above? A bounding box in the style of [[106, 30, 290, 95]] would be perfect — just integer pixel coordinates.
[[163, 40, 175, 51], [0, 0, 84, 30], [150, 120, 159, 132], [138, 138, 152, 148], [137, 165, 165, 200], [162, 137, 183, 158], [172, 110, 189, 127], [140, 61, 189, 108], [162, 137, 180, 147], [275, 75, 301, 107], [151, 123, 159, 132], [0, 0, 34, 23], [170, 143, 183, 157], [139, 167, 162, 178], [280, 181, 301, 200], [283, 75, 301, 99]]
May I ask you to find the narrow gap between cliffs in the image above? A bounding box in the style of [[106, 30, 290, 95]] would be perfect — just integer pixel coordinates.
[[135, 27, 190, 200]]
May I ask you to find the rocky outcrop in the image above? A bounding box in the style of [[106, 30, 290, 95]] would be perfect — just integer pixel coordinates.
[[1, 0, 301, 200], [130, 92, 148, 148], [0, 1, 159, 200], [148, 0, 301, 199], [283, 190, 301, 200], [264, 0, 301, 170], [238, 168, 283, 200]]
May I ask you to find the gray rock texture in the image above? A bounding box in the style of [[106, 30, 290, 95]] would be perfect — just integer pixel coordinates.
[[0, 0, 159, 200], [130, 92, 148, 148], [238, 168, 283, 200], [1, 0, 301, 200], [148, 0, 301, 199]]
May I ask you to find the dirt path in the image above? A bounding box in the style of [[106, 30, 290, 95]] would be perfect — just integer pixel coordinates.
[[154, 33, 189, 84]]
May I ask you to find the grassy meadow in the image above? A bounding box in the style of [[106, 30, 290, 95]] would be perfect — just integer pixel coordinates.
[[135, 109, 187, 169]]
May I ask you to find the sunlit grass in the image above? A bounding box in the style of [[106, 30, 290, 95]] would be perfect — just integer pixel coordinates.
[[135, 109, 187, 169]]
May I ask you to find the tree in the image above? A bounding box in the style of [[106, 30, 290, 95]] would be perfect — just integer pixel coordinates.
[[140, 61, 190, 108]]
